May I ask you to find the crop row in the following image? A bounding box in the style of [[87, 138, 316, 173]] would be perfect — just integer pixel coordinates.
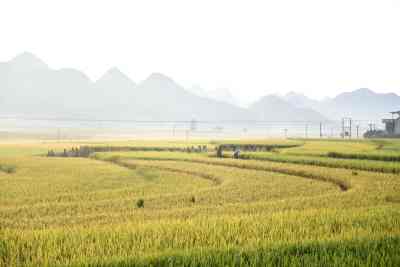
[[327, 151, 400, 162], [237, 152, 400, 174], [96, 152, 351, 191]]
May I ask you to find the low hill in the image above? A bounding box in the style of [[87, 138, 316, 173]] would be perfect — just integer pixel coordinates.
[[0, 52, 325, 122], [249, 95, 327, 122]]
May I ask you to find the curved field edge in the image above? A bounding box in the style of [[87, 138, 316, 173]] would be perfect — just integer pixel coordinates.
[[326, 151, 400, 162], [93, 152, 350, 191], [237, 152, 400, 174], [92, 151, 400, 212], [102, 156, 222, 185], [0, 155, 347, 230]]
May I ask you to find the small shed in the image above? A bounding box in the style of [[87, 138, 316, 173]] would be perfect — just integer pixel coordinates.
[[382, 111, 400, 135]]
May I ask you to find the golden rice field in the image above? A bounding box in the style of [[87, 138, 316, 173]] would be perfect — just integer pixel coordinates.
[[0, 138, 400, 266]]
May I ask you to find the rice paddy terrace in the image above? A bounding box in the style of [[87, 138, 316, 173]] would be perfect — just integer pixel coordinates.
[[0, 139, 399, 266]]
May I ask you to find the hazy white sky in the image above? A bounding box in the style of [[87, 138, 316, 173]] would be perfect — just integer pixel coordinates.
[[1, 0, 400, 104]]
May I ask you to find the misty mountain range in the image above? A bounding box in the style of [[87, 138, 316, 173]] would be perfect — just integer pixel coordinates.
[[1, 52, 398, 122]]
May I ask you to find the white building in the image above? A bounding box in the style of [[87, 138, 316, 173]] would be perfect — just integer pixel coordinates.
[[382, 111, 400, 136]]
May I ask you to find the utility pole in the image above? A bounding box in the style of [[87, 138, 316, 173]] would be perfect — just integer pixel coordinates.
[[185, 130, 189, 143], [306, 124, 309, 139], [319, 122, 323, 138], [349, 119, 352, 139], [342, 117, 352, 139], [341, 118, 344, 139], [368, 123, 375, 132], [356, 125, 360, 138]]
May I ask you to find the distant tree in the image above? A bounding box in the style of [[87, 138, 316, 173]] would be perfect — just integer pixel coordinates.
[[363, 130, 386, 138]]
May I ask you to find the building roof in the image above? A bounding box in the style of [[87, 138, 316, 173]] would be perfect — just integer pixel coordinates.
[[382, 119, 395, 123], [390, 110, 400, 115]]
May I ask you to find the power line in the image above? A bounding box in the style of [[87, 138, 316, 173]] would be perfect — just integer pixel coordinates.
[[0, 116, 381, 124]]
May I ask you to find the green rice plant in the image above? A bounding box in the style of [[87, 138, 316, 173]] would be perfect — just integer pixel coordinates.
[[136, 198, 144, 208], [327, 151, 400, 162]]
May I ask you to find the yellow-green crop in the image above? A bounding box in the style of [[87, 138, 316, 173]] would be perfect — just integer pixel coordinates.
[[1, 138, 400, 266]]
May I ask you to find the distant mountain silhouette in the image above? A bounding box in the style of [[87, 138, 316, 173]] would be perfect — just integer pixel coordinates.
[[316, 88, 400, 120], [133, 73, 250, 120], [1, 52, 397, 122], [249, 95, 327, 121], [187, 85, 209, 98], [187, 86, 241, 107], [1, 53, 91, 116], [92, 67, 138, 116], [208, 88, 240, 107], [0, 53, 249, 120], [283, 92, 319, 109], [279, 89, 400, 120], [9, 52, 48, 71]]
